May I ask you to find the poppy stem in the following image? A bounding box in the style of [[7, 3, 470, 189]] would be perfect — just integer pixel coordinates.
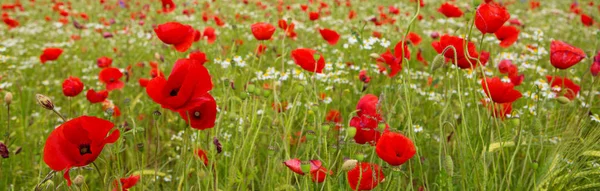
[[92, 162, 104, 184], [34, 170, 56, 191], [52, 109, 67, 122], [5, 103, 9, 146]]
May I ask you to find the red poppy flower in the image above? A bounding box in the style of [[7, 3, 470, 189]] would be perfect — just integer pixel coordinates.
[[195, 148, 209, 166], [347, 162, 385, 191], [498, 59, 518, 76], [278, 19, 287, 30], [481, 77, 522, 103], [416, 49, 428, 66], [193, 29, 201, 42], [203, 26, 217, 44], [112, 175, 140, 191], [475, 2, 510, 34], [438, 2, 463, 18], [592, 51, 600, 76], [494, 25, 520, 48], [97, 56, 113, 68], [550, 40, 586, 69], [546, 76, 580, 100], [291, 48, 325, 73], [581, 14, 593, 26], [432, 35, 483, 69], [161, 0, 175, 13], [325, 109, 342, 123], [146, 59, 213, 111], [309, 11, 320, 21], [213, 16, 225, 27], [40, 48, 63, 64], [178, 93, 217, 130], [43, 116, 120, 186], [376, 131, 416, 166], [318, 28, 340, 45], [251, 22, 276, 40], [154, 22, 195, 52], [188, 51, 207, 65], [509, 74, 524, 86], [407, 32, 422, 45], [62, 76, 84, 97], [310, 165, 332, 183], [99, 67, 125, 91], [356, 94, 379, 117], [350, 117, 383, 145], [359, 70, 370, 83], [394, 40, 411, 59], [377, 50, 402, 77], [2, 17, 18, 29], [86, 89, 109, 103]]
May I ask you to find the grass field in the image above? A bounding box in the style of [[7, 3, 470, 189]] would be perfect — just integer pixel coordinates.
[[1, 0, 600, 190]]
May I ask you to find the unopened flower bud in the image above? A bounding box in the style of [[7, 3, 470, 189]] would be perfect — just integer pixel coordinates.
[[35, 94, 54, 110], [73, 175, 85, 186], [369, 53, 381, 59], [4, 92, 12, 105], [341, 159, 358, 171], [346, 127, 357, 138], [556, 96, 571, 104], [0, 142, 8, 158], [355, 153, 365, 161], [431, 54, 445, 71], [444, 155, 454, 177]]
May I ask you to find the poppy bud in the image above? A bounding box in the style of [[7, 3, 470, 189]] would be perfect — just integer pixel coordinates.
[[73, 175, 85, 186], [369, 53, 381, 59], [346, 127, 357, 138], [509, 118, 520, 127], [556, 96, 571, 104], [213, 137, 222, 154], [341, 159, 358, 171], [4, 92, 12, 105], [0, 142, 8, 158], [35, 94, 54, 110], [355, 153, 365, 161], [262, 89, 271, 97], [431, 54, 444, 71], [246, 84, 257, 94], [321, 125, 330, 132], [444, 155, 454, 177], [300, 162, 311, 174], [239, 93, 249, 100], [13, 146, 21, 155], [531, 161, 538, 170]]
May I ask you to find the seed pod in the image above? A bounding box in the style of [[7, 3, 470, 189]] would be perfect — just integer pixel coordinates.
[[73, 175, 85, 186], [341, 159, 358, 171], [35, 94, 54, 110], [321, 125, 330, 132], [4, 92, 12, 105]]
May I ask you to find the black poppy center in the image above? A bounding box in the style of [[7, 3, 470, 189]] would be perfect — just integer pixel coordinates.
[[193, 111, 201, 119], [109, 78, 115, 83], [79, 144, 92, 155], [169, 88, 180, 96]]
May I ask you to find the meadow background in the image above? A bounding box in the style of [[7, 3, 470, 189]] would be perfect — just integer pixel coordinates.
[[1, 0, 600, 190]]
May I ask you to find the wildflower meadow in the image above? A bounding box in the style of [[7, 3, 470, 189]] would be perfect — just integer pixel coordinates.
[[1, 0, 600, 190]]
